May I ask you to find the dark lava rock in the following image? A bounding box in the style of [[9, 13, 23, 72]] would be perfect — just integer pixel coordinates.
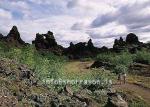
[[0, 59, 98, 107], [113, 33, 144, 53], [33, 31, 64, 55], [90, 61, 114, 69], [18, 65, 32, 80], [126, 33, 139, 45], [0, 26, 26, 47], [105, 92, 128, 107], [6, 26, 25, 45], [0, 33, 3, 39], [64, 39, 100, 59], [113, 37, 126, 53]]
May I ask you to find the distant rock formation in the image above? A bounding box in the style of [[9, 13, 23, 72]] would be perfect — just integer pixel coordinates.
[[64, 39, 100, 59], [0, 26, 26, 46], [126, 33, 139, 44], [32, 31, 64, 55], [1, 26, 149, 57], [0, 33, 3, 39], [113, 33, 144, 53], [113, 37, 126, 53]]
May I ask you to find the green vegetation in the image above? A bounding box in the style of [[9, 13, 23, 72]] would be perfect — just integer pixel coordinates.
[[0, 41, 67, 83], [96, 49, 150, 74], [0, 41, 112, 90], [133, 49, 150, 64], [96, 51, 133, 66]]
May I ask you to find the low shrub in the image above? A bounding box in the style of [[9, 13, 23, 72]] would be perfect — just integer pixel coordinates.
[[113, 64, 128, 74], [133, 50, 150, 64]]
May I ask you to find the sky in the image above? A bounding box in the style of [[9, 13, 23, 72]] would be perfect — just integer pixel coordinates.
[[0, 0, 150, 47]]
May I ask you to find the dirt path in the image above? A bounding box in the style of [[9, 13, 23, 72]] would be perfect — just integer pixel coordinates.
[[113, 83, 150, 104]]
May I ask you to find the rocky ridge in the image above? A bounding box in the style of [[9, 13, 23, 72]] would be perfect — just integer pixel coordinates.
[[0, 26, 150, 58]]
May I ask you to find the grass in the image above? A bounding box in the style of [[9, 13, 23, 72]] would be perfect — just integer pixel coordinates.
[[127, 75, 150, 89], [59, 61, 116, 91]]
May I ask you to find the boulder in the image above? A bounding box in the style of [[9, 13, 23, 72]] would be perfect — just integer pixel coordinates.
[[64, 85, 73, 96], [19, 65, 32, 80], [90, 61, 114, 69], [73, 93, 93, 107], [105, 92, 128, 107]]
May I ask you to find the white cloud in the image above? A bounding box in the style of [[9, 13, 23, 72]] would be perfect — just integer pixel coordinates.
[[0, 8, 12, 19], [88, 22, 128, 39], [0, 0, 150, 48], [11, 1, 29, 10]]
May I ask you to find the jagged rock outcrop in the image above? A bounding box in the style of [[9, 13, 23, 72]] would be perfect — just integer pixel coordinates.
[[126, 33, 139, 45], [0, 26, 26, 46], [100, 46, 109, 53], [6, 26, 25, 45], [0, 33, 3, 39], [64, 39, 100, 59], [32, 31, 64, 55], [113, 33, 143, 53]]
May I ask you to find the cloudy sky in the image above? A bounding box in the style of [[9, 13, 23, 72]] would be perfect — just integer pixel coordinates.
[[0, 0, 150, 47]]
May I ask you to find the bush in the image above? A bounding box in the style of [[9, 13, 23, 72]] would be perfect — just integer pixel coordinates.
[[113, 64, 128, 74], [133, 50, 150, 64], [96, 52, 133, 72], [96, 53, 114, 62], [111, 52, 133, 67]]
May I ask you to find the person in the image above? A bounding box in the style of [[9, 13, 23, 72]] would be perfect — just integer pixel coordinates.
[[118, 73, 122, 85], [123, 72, 127, 84]]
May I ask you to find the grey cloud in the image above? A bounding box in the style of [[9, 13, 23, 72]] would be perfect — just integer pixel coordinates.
[[91, 13, 117, 27], [91, 0, 150, 35], [71, 22, 85, 30], [67, 0, 78, 8], [129, 26, 150, 33], [88, 31, 126, 40]]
